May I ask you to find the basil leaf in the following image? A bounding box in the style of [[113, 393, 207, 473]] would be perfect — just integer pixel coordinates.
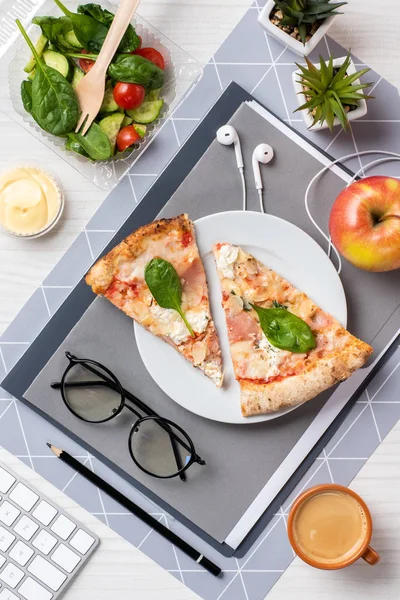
[[145, 258, 195, 338], [108, 55, 164, 90], [251, 304, 316, 353], [17, 20, 79, 136], [77, 3, 140, 52], [53, 0, 109, 53], [67, 123, 112, 160], [21, 80, 33, 114]]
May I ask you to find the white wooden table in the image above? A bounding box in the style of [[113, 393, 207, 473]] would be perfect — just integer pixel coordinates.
[[1, 1, 399, 598]]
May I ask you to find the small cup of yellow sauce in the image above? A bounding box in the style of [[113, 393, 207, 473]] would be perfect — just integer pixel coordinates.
[[0, 164, 64, 238]]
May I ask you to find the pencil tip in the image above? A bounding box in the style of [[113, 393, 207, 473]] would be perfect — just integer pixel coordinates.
[[46, 442, 52, 449]]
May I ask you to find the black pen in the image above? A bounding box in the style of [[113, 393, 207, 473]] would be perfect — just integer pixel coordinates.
[[47, 443, 221, 577]]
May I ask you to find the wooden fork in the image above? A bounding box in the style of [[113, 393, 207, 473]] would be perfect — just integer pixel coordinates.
[[75, 0, 141, 135]]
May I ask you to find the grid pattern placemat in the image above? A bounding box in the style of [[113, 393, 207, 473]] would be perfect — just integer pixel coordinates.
[[1, 1, 400, 599]]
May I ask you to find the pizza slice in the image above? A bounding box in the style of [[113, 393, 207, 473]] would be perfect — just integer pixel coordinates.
[[86, 215, 223, 386], [213, 242, 372, 415]]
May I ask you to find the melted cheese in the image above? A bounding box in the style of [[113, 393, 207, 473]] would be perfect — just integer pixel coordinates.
[[150, 305, 208, 345], [231, 334, 290, 379], [215, 244, 239, 279]]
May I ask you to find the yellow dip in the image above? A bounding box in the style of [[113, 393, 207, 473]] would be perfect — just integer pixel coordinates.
[[0, 167, 61, 236]]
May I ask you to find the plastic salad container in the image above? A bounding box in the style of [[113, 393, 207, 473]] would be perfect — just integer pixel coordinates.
[[0, 0, 203, 190]]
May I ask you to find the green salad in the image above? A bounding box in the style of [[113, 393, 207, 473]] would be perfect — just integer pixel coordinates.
[[17, 1, 166, 161]]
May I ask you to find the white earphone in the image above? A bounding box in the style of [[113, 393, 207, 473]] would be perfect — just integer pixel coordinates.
[[252, 143, 274, 212], [216, 125, 244, 170], [217, 125, 274, 212]]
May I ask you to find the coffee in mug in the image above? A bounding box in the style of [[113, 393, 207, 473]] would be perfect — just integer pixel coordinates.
[[288, 484, 379, 569]]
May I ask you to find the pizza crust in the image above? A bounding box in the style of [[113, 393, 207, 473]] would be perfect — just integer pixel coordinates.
[[240, 338, 372, 416], [86, 214, 192, 295]]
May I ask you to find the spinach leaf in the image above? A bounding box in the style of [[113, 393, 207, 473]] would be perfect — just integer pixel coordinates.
[[145, 258, 195, 338], [21, 80, 33, 114], [16, 20, 79, 136], [67, 123, 112, 160], [77, 3, 140, 52], [53, 0, 109, 53], [251, 304, 316, 353], [32, 15, 73, 49], [108, 54, 164, 90], [65, 137, 89, 157]]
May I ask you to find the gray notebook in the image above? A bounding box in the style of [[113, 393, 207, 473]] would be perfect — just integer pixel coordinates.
[[23, 100, 400, 550]]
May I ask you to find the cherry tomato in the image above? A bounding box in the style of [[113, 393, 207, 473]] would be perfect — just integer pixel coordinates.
[[78, 49, 95, 73], [134, 47, 165, 70], [113, 82, 145, 110], [117, 126, 141, 152]]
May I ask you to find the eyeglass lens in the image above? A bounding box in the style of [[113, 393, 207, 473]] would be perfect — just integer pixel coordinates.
[[130, 418, 192, 477], [63, 362, 123, 422]]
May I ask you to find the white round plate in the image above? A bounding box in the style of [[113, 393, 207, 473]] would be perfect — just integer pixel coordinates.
[[135, 211, 347, 424]]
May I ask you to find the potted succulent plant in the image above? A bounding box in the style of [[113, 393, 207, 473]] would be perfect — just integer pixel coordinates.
[[258, 0, 347, 57], [292, 53, 374, 131]]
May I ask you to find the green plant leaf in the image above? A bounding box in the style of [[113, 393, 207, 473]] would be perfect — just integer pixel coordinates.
[[77, 3, 140, 52], [145, 258, 195, 338], [53, 0, 109, 52], [20, 80, 33, 114], [334, 68, 371, 89], [108, 54, 164, 90], [67, 123, 112, 160], [298, 22, 307, 43], [16, 19, 79, 136], [251, 304, 316, 353]]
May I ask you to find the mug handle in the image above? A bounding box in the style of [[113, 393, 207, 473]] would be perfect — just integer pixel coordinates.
[[362, 546, 380, 565]]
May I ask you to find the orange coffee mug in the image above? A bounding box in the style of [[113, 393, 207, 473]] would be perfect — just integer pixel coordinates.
[[287, 484, 379, 570]]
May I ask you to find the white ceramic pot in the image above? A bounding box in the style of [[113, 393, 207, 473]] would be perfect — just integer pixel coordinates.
[[258, 0, 336, 57], [292, 56, 368, 131]]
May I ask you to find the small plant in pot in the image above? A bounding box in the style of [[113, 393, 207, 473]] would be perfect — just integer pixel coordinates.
[[292, 53, 374, 131], [258, 0, 347, 56]]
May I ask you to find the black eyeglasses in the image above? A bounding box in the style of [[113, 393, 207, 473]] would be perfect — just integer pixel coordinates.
[[51, 352, 205, 481]]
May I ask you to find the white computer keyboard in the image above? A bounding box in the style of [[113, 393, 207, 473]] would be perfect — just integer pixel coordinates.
[[0, 462, 99, 600]]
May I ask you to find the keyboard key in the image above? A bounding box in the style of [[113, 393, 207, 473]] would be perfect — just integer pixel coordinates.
[[19, 577, 53, 600], [32, 501, 57, 527], [9, 540, 34, 566], [0, 526, 15, 551], [0, 554, 6, 568], [9, 483, 38, 512], [28, 555, 66, 591], [14, 515, 39, 541], [0, 589, 19, 600], [33, 530, 57, 555], [51, 544, 80, 573], [0, 468, 15, 494], [0, 562, 24, 588], [51, 514, 76, 540], [70, 528, 95, 554], [0, 502, 20, 526]]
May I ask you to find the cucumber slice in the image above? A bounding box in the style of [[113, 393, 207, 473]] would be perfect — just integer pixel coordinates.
[[100, 82, 119, 113], [99, 113, 125, 153], [146, 88, 161, 101], [24, 34, 48, 73], [64, 29, 82, 49], [71, 66, 85, 89], [43, 50, 70, 78], [126, 99, 164, 124], [133, 123, 147, 138], [121, 115, 133, 127]]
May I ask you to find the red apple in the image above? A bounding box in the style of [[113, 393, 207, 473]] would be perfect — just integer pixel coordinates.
[[329, 176, 400, 272]]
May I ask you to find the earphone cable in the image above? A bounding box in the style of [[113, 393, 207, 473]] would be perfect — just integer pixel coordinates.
[[240, 168, 247, 211]]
